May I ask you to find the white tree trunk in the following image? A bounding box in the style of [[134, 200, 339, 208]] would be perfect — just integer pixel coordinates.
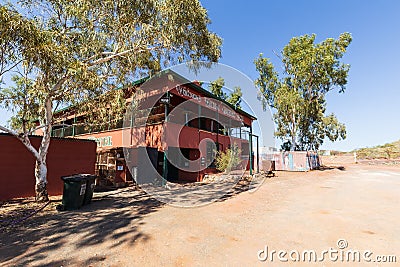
[[35, 97, 53, 201], [34, 128, 51, 201], [0, 97, 52, 201], [291, 134, 296, 151], [290, 121, 296, 151], [34, 158, 49, 201]]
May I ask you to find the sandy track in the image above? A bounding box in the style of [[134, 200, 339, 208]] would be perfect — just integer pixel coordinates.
[[1, 163, 400, 266]]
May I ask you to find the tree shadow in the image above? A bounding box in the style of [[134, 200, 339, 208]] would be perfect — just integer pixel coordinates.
[[215, 175, 268, 202], [316, 165, 346, 171], [0, 189, 164, 266], [144, 174, 268, 207], [0, 174, 269, 265]]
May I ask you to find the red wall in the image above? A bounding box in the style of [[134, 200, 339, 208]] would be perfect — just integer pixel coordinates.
[[0, 134, 96, 200]]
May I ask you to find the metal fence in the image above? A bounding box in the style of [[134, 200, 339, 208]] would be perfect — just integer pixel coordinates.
[[261, 151, 321, 171]]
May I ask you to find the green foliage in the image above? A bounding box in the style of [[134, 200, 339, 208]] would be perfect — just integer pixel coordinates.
[[215, 145, 242, 172], [77, 89, 127, 128], [209, 76, 226, 99], [0, 0, 222, 198], [254, 33, 352, 150], [0, 5, 40, 80], [226, 86, 242, 109], [355, 140, 400, 159], [0, 0, 222, 130], [280, 140, 299, 151], [0, 74, 39, 132], [208, 77, 242, 109]]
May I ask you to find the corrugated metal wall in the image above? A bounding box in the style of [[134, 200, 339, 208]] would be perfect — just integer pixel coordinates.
[[261, 151, 321, 171], [0, 134, 96, 200]]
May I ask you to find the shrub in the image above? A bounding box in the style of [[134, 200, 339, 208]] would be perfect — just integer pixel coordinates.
[[215, 145, 242, 172]]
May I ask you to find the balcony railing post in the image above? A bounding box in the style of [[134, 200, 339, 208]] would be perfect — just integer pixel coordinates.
[[72, 115, 76, 136], [61, 120, 65, 137], [256, 135, 259, 173]]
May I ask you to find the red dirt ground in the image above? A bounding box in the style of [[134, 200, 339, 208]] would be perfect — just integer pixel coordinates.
[[1, 158, 400, 266]]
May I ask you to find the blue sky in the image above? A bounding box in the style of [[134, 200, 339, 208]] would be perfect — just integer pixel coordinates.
[[197, 0, 400, 151], [1, 0, 399, 151]]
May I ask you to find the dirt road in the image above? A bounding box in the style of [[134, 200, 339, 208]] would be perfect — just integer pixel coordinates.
[[1, 163, 400, 266]]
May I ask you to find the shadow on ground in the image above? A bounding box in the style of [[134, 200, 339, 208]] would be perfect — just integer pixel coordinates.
[[143, 174, 270, 207], [0, 175, 267, 266], [0, 189, 163, 266], [316, 165, 346, 171]]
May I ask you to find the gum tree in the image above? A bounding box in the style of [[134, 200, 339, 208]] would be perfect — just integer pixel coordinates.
[[208, 77, 242, 108], [254, 33, 352, 150], [0, 0, 222, 201]]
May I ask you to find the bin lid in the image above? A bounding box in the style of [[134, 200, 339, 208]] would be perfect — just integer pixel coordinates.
[[80, 174, 96, 180], [61, 174, 96, 182]]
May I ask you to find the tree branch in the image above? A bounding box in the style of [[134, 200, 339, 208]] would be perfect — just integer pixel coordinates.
[[0, 59, 23, 78], [87, 46, 154, 67], [26, 124, 46, 135], [0, 125, 40, 159], [0, 125, 19, 136], [52, 75, 69, 93], [88, 49, 136, 66]]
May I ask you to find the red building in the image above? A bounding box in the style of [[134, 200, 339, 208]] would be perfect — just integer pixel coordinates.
[[50, 70, 257, 184]]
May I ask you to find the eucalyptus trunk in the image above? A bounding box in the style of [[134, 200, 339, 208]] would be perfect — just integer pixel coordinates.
[[34, 158, 49, 201], [34, 142, 51, 201], [291, 134, 296, 151], [34, 97, 53, 202], [34, 129, 51, 201], [290, 108, 297, 151]]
